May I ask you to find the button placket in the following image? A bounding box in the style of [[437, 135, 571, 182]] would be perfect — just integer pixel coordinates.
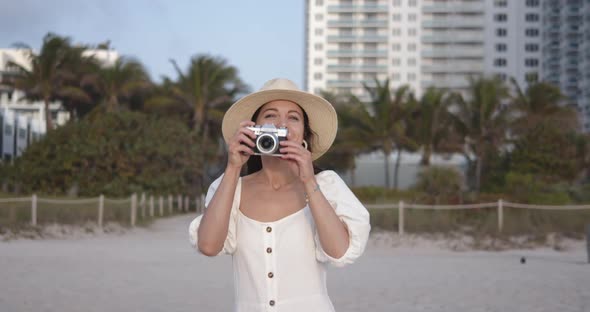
[[264, 223, 276, 309]]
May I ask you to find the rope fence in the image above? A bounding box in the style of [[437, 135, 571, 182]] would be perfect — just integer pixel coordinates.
[[366, 200, 590, 235], [0, 193, 206, 228]]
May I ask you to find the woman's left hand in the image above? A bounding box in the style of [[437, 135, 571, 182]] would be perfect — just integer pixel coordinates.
[[279, 140, 315, 184]]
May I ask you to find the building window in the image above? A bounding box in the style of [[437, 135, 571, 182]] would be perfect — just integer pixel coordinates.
[[408, 73, 416, 81], [392, 73, 401, 81], [525, 43, 539, 52], [392, 0, 401, 7], [525, 58, 539, 67], [525, 72, 539, 82], [496, 43, 507, 52], [315, 28, 323, 36], [525, 28, 539, 37], [315, 14, 323, 21], [314, 72, 323, 80], [525, 0, 539, 7], [494, 0, 507, 7], [392, 28, 402, 36], [408, 28, 417, 36], [525, 14, 539, 22], [494, 14, 507, 22], [314, 43, 323, 51], [497, 73, 507, 81], [392, 43, 401, 51], [316, 0, 323, 5], [408, 0, 417, 7], [392, 13, 402, 21], [494, 58, 507, 67], [407, 58, 416, 66], [392, 58, 401, 66], [408, 14, 417, 22], [496, 28, 507, 37], [314, 58, 323, 65], [408, 43, 417, 51]]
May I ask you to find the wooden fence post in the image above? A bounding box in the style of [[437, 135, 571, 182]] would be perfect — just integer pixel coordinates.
[[184, 196, 189, 212], [141, 192, 146, 218], [398, 200, 405, 235], [98, 194, 104, 228], [159, 196, 164, 216], [177, 195, 182, 212], [498, 199, 504, 233], [31, 194, 37, 226], [130, 193, 137, 227], [149, 196, 154, 217], [168, 195, 173, 214]]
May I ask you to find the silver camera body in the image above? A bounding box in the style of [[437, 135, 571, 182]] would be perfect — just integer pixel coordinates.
[[246, 124, 288, 156]]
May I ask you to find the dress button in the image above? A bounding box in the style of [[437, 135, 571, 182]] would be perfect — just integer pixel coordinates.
[[266, 226, 272, 233], [266, 247, 272, 253], [268, 272, 274, 278], [269, 300, 275, 306]]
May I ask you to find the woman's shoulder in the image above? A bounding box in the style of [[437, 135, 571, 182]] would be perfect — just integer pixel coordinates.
[[315, 170, 347, 187]]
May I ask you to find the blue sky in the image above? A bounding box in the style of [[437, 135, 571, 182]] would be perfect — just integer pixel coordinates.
[[0, 0, 306, 91]]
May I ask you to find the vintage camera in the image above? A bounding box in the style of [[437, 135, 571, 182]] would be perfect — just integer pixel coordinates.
[[246, 124, 288, 156]]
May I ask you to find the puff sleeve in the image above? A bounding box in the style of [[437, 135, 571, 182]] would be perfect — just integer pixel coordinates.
[[313, 170, 371, 267], [188, 174, 239, 255]]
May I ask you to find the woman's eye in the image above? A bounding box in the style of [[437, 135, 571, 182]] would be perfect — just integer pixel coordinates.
[[264, 114, 276, 118], [289, 116, 300, 121]]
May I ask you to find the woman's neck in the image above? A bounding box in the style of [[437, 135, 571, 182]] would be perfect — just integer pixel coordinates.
[[259, 156, 298, 190]]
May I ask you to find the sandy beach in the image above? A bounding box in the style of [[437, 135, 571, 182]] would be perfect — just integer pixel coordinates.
[[0, 214, 588, 312]]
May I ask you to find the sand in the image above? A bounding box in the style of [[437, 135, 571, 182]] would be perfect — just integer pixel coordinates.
[[0, 214, 588, 312]]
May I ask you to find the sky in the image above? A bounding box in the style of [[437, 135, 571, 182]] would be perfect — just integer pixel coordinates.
[[0, 0, 306, 91]]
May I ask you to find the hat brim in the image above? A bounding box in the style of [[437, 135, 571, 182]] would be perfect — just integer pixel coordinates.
[[222, 89, 338, 160]]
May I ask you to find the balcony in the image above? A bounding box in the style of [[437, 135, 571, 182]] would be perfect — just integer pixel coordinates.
[[422, 18, 484, 29], [422, 63, 484, 73], [327, 19, 388, 28], [422, 3, 484, 13], [422, 33, 483, 43], [421, 48, 484, 58], [327, 35, 388, 43], [326, 64, 388, 73], [326, 79, 379, 87], [327, 4, 388, 13], [327, 49, 388, 57]]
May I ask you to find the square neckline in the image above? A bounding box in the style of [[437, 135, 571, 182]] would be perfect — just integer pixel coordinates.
[[237, 177, 308, 225]]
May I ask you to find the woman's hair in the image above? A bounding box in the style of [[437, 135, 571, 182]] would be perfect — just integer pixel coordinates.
[[245, 103, 323, 175]]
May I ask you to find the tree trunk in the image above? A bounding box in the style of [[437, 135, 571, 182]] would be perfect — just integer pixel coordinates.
[[420, 144, 431, 166], [475, 156, 483, 192], [384, 150, 391, 189], [394, 149, 402, 190], [44, 97, 53, 131], [107, 94, 118, 113]]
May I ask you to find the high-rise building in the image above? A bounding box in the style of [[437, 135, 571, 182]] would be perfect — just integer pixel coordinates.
[[542, 0, 590, 131], [304, 0, 556, 108]]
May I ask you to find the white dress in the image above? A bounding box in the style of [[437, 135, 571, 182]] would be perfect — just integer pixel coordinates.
[[188, 170, 371, 312]]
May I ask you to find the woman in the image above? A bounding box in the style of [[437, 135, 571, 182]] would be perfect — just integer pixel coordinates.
[[189, 78, 370, 311]]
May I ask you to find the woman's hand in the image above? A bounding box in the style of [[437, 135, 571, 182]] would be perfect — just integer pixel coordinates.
[[227, 121, 256, 170], [279, 140, 315, 184]]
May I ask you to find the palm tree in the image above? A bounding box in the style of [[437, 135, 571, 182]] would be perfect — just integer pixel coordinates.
[[358, 79, 415, 189], [82, 57, 151, 113], [510, 78, 579, 135], [450, 76, 512, 192], [316, 91, 372, 186], [146, 54, 247, 188], [409, 87, 458, 166], [8, 33, 90, 131]]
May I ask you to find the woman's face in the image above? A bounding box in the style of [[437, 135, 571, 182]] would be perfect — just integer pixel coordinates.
[[255, 100, 305, 144]]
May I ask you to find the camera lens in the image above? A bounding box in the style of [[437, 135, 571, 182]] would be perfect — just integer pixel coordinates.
[[256, 134, 277, 154], [260, 137, 274, 149]]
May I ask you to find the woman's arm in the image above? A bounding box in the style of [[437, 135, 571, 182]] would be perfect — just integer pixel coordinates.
[[197, 120, 256, 256], [304, 179, 350, 259], [197, 166, 241, 256]]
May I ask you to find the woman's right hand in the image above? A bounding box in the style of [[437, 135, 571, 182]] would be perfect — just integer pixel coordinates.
[[227, 120, 256, 169]]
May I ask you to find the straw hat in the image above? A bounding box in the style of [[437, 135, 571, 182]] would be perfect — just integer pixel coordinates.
[[222, 78, 337, 160]]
